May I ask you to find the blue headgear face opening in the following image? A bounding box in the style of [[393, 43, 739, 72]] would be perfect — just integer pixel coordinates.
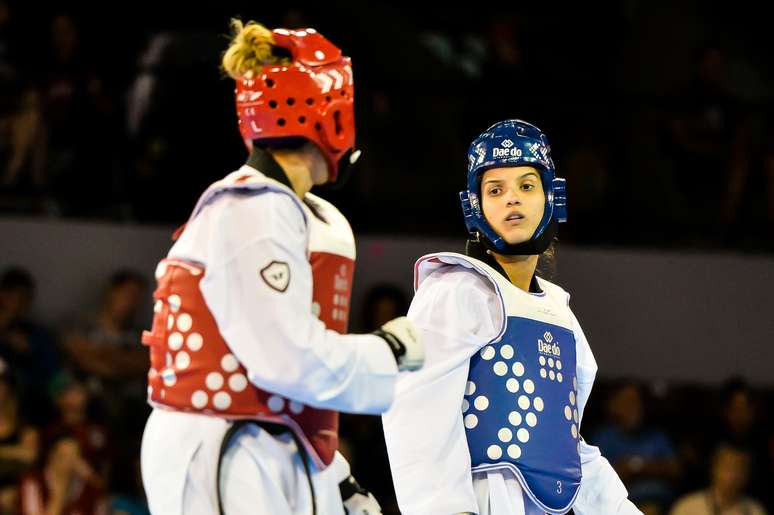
[[460, 119, 567, 253]]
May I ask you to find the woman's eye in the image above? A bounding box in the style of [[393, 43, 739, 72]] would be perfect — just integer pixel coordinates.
[[522, 184, 534, 191], [489, 188, 501, 195]]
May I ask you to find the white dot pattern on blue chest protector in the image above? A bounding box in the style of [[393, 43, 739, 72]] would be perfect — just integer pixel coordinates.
[[481, 346, 496, 360], [466, 381, 476, 396], [506, 378, 520, 393], [487, 445, 503, 459], [523, 379, 535, 394], [463, 317, 582, 500]]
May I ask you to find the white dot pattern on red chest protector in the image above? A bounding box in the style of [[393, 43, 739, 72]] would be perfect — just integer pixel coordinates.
[[162, 368, 176, 387], [191, 390, 208, 409], [175, 351, 190, 370], [186, 333, 203, 352], [228, 374, 248, 392], [213, 391, 232, 410], [221, 354, 239, 373], [168, 295, 182, 313], [168, 332, 183, 351], [206, 372, 224, 390], [267, 395, 285, 413], [177, 313, 193, 332]]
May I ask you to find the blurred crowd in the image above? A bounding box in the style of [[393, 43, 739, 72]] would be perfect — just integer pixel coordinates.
[[0, 2, 772, 250], [0, 266, 772, 514]]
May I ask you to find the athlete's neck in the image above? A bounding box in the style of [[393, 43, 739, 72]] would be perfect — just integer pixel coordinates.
[[491, 252, 539, 292], [271, 150, 314, 198]]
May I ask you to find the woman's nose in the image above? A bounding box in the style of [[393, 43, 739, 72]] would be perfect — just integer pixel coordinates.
[[506, 189, 522, 206]]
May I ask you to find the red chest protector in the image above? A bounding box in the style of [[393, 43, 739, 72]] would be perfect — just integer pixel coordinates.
[[142, 171, 355, 469]]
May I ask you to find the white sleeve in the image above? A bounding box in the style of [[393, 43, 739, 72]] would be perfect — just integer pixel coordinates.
[[198, 191, 398, 414], [382, 268, 503, 515], [571, 311, 643, 515]]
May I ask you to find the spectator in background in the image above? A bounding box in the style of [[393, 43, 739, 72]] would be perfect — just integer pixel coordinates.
[[662, 44, 752, 242], [0, 266, 61, 420], [18, 430, 106, 515], [124, 29, 243, 223], [0, 370, 39, 514], [63, 270, 147, 376], [669, 443, 767, 515], [36, 12, 117, 217], [559, 126, 613, 243], [711, 378, 769, 505], [592, 382, 681, 515], [44, 372, 109, 483], [62, 270, 148, 420]]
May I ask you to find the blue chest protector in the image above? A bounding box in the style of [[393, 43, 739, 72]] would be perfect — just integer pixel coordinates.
[[422, 253, 582, 514]]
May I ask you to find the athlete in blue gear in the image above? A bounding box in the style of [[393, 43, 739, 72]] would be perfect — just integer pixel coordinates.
[[382, 120, 643, 515]]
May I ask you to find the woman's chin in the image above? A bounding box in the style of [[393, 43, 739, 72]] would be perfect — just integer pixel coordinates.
[[499, 230, 532, 246]]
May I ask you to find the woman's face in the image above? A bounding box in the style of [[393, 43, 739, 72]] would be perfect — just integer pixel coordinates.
[[481, 166, 545, 245]]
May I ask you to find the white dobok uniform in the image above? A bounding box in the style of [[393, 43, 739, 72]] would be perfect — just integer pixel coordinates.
[[141, 165, 398, 515], [383, 253, 642, 515]]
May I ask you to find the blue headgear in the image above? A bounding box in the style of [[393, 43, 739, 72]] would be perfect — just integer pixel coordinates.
[[460, 119, 567, 255]]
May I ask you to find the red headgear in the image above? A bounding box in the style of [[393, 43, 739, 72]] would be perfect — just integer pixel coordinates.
[[235, 28, 358, 183]]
